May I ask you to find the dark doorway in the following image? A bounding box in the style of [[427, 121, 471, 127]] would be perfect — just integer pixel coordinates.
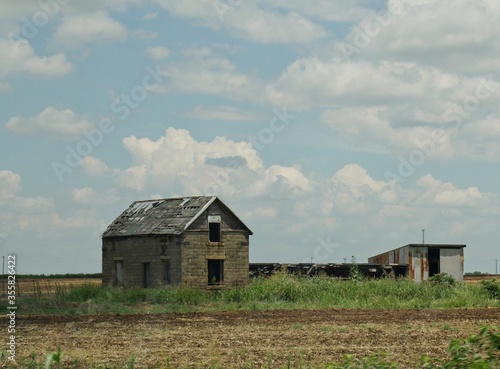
[[143, 263, 151, 288], [115, 261, 123, 286], [208, 260, 224, 285], [163, 260, 171, 285], [428, 248, 440, 276]]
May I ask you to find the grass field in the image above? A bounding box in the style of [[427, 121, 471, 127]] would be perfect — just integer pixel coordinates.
[[1, 274, 500, 368]]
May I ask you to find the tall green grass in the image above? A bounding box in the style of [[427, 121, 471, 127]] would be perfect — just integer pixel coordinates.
[[8, 273, 500, 315]]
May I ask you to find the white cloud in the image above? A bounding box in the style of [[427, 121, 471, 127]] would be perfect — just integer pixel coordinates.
[[141, 12, 158, 20], [5, 107, 95, 140], [0, 38, 73, 80], [93, 127, 312, 199], [228, 9, 329, 45], [266, 54, 499, 160], [186, 105, 262, 121], [132, 29, 158, 40], [0, 170, 21, 200], [267, 59, 459, 109], [154, 0, 329, 44], [54, 11, 127, 48], [0, 170, 55, 214], [80, 156, 110, 177], [145, 46, 170, 60], [72, 187, 120, 206], [417, 174, 493, 208], [268, 0, 371, 22], [355, 0, 500, 74], [162, 47, 265, 101]]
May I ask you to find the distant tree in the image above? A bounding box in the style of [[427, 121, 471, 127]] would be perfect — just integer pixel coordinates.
[[465, 271, 490, 276]]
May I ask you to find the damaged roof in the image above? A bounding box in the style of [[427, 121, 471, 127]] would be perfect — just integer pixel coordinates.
[[102, 196, 252, 237]]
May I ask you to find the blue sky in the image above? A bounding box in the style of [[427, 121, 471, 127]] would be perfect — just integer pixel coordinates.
[[1, 0, 499, 274]]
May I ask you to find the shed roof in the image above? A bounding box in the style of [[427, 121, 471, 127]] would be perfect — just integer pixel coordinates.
[[405, 244, 466, 249], [102, 196, 252, 238], [369, 243, 466, 259]]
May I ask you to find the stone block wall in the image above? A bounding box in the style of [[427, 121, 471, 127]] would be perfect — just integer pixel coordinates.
[[181, 231, 249, 288], [102, 235, 181, 288]]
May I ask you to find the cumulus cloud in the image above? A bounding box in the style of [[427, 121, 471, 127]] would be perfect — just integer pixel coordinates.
[[161, 47, 265, 101], [353, 0, 500, 74], [0, 38, 73, 80], [154, 0, 329, 44], [54, 11, 127, 48], [132, 29, 158, 40], [72, 187, 120, 206], [186, 105, 262, 121], [0, 170, 21, 200], [417, 174, 493, 208], [267, 0, 371, 22], [0, 170, 54, 214], [266, 59, 461, 109], [94, 127, 312, 199], [5, 107, 95, 140], [0, 170, 109, 251], [266, 54, 499, 160], [80, 156, 110, 177], [145, 46, 170, 60]]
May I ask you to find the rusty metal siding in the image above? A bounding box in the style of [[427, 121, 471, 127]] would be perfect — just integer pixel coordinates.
[[410, 246, 428, 282], [368, 253, 390, 264], [368, 245, 409, 265], [398, 246, 409, 265], [440, 248, 464, 281]]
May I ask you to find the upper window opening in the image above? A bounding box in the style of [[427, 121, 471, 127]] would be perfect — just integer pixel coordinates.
[[208, 215, 221, 242]]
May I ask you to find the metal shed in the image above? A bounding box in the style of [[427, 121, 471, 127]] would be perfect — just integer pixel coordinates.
[[368, 244, 466, 282]]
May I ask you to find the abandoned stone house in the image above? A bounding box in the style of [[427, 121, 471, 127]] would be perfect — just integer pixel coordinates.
[[101, 196, 252, 288]]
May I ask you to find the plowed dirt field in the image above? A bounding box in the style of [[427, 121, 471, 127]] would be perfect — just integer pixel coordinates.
[[8, 308, 500, 368]]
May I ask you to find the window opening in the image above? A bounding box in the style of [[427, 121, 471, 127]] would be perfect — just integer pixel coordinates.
[[208, 260, 224, 285]]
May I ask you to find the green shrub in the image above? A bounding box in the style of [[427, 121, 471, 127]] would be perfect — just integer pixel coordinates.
[[480, 279, 500, 299], [421, 327, 500, 368], [348, 256, 364, 282], [66, 284, 101, 302], [428, 273, 457, 288]]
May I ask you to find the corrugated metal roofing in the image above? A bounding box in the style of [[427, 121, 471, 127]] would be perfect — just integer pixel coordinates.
[[102, 196, 251, 237]]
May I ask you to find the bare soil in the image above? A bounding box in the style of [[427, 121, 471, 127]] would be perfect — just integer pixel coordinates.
[[7, 308, 500, 368]]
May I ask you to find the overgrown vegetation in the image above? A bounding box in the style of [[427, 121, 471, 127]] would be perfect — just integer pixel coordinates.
[[2, 328, 499, 368], [428, 273, 458, 288], [481, 279, 500, 299], [4, 272, 500, 315]]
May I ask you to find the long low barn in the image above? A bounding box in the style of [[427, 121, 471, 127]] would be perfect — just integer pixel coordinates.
[[249, 263, 408, 279]]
